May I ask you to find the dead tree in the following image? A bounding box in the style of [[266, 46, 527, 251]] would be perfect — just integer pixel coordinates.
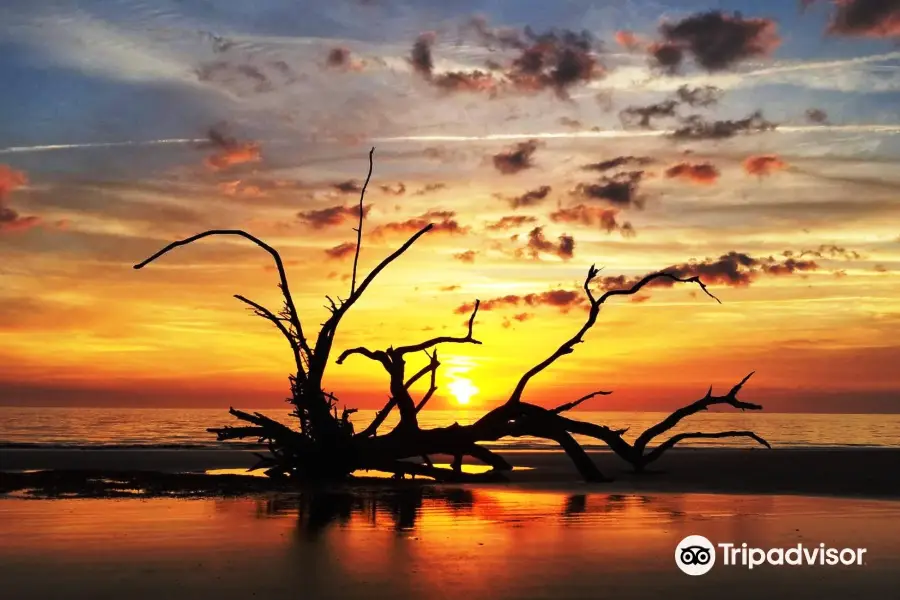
[[133, 148, 769, 483]]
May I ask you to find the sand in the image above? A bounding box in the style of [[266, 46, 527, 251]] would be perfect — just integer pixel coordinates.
[[2, 447, 899, 497]]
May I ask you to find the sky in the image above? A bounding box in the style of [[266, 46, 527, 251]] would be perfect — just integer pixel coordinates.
[[1, 0, 899, 413]]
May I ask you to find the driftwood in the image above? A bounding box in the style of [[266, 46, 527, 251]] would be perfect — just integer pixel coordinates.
[[134, 148, 769, 482]]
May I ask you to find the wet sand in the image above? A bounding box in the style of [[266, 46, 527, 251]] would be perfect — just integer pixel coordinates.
[[1, 490, 899, 600], [3, 447, 899, 497]]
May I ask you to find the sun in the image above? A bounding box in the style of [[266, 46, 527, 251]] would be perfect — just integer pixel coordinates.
[[447, 377, 478, 406]]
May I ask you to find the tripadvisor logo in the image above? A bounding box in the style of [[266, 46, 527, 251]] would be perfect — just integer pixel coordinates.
[[675, 536, 868, 575]]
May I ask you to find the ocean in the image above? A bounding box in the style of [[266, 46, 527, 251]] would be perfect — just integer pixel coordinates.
[[1, 407, 898, 450]]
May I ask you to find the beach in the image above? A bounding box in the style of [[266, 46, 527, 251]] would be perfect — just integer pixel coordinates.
[[3, 446, 900, 497]]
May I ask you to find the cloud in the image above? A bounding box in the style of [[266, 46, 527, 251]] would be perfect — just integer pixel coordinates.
[[455, 289, 586, 314], [785, 245, 862, 261], [453, 249, 477, 263], [439, 285, 461, 292], [549, 204, 635, 236], [413, 183, 447, 196], [598, 251, 819, 291], [485, 215, 539, 231], [571, 171, 645, 209], [649, 42, 685, 74], [654, 10, 781, 72], [416, 20, 604, 99], [806, 1, 900, 38], [333, 180, 363, 194], [675, 84, 723, 107], [664, 161, 721, 184], [805, 108, 829, 124], [743, 154, 788, 177], [558, 117, 583, 129], [615, 30, 644, 50], [379, 182, 407, 196], [409, 31, 500, 94], [297, 204, 367, 229], [493, 140, 540, 174], [582, 156, 654, 172], [371, 210, 470, 237], [324, 242, 357, 260], [522, 226, 575, 260], [325, 47, 366, 71], [0, 164, 38, 233], [670, 111, 777, 140], [0, 206, 40, 233], [620, 100, 679, 128], [497, 185, 552, 208], [0, 164, 28, 201], [202, 125, 261, 171]]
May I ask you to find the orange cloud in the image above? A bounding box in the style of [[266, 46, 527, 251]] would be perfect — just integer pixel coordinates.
[[0, 164, 28, 200], [743, 154, 788, 177], [664, 161, 720, 185], [0, 164, 39, 233], [202, 125, 261, 171]]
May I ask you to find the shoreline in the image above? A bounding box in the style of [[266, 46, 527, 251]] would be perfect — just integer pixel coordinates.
[[2, 447, 899, 499]]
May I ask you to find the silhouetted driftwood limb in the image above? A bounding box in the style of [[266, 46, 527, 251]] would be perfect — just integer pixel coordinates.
[[135, 148, 768, 483]]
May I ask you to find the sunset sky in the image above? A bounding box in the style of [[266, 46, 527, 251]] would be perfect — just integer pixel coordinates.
[[1, 0, 899, 413]]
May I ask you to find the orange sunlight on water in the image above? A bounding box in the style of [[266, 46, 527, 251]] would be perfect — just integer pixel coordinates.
[[2, 491, 899, 599]]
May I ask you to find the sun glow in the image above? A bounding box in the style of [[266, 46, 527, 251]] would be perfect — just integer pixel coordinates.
[[447, 377, 478, 405]]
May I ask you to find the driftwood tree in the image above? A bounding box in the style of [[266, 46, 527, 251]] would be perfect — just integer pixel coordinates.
[[134, 149, 769, 482]]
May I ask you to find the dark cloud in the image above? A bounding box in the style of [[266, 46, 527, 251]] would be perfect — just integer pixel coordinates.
[[670, 111, 777, 140], [743, 154, 788, 177], [297, 204, 367, 229], [455, 289, 586, 314], [619, 100, 678, 128], [201, 124, 261, 171], [379, 182, 407, 196], [453, 250, 477, 263], [549, 204, 635, 236], [785, 245, 862, 261], [413, 183, 447, 196], [675, 84, 723, 107], [485, 215, 539, 231], [420, 20, 604, 99], [324, 242, 357, 260], [0, 165, 38, 233], [571, 171, 645, 209], [195, 55, 298, 95], [325, 47, 365, 71], [558, 117, 583, 129], [649, 42, 685, 73], [805, 108, 829, 124], [805, 1, 900, 38], [497, 185, 552, 208], [0, 206, 40, 233], [410, 32, 436, 77], [598, 251, 819, 291], [372, 209, 470, 237], [439, 285, 461, 292], [522, 227, 575, 260], [333, 180, 363, 194], [664, 161, 721, 184], [493, 140, 541, 174], [654, 10, 780, 72], [582, 156, 654, 172]]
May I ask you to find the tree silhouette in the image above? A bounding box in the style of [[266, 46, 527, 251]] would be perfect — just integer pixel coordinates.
[[134, 149, 769, 482]]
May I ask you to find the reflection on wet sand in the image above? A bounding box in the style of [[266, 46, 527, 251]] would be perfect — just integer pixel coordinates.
[[1, 490, 899, 600]]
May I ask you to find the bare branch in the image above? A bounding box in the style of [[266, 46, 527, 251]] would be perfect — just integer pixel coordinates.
[[633, 372, 760, 453], [134, 230, 312, 359], [335, 346, 391, 369], [234, 294, 303, 369], [415, 350, 440, 414], [551, 390, 613, 414], [507, 267, 721, 406], [394, 300, 482, 355], [351, 147, 375, 295], [644, 431, 771, 465]]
